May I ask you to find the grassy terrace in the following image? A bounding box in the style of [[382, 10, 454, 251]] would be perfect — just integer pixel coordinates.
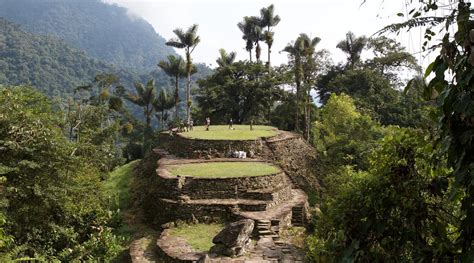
[[178, 125, 278, 140], [168, 223, 224, 252], [167, 162, 280, 178]]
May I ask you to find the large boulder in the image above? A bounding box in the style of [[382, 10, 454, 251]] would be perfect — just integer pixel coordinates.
[[210, 219, 254, 257]]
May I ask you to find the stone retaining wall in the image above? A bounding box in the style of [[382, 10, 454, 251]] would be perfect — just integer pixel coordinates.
[[158, 133, 271, 159], [157, 131, 321, 194], [153, 199, 239, 223]]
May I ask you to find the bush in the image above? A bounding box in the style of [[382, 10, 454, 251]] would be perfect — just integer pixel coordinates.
[[308, 128, 457, 261]]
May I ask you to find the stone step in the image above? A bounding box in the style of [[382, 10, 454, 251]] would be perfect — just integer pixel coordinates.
[[258, 230, 276, 237], [239, 202, 268, 212], [241, 184, 292, 202]]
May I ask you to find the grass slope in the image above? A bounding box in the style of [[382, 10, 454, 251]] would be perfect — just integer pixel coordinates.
[[178, 125, 278, 140], [167, 162, 280, 178], [104, 160, 140, 210], [168, 223, 224, 252]]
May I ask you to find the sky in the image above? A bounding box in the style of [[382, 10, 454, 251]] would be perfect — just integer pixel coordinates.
[[105, 0, 432, 68]]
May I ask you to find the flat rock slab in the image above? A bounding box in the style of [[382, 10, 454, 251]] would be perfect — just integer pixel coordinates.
[[156, 229, 203, 261]]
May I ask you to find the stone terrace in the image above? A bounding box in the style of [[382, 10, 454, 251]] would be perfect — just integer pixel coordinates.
[[132, 128, 318, 262]]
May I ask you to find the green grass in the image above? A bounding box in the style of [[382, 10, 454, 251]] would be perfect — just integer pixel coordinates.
[[104, 159, 140, 210], [167, 162, 280, 178], [168, 223, 224, 252], [178, 125, 278, 140]]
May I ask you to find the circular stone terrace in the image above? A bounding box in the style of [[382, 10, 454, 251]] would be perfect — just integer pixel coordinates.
[[177, 125, 279, 140], [166, 161, 281, 178]]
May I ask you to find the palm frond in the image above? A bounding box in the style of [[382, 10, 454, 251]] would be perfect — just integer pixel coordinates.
[[166, 40, 186, 49], [375, 16, 447, 36]]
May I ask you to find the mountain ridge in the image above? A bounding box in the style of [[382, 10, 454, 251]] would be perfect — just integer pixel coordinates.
[[0, 0, 177, 71]]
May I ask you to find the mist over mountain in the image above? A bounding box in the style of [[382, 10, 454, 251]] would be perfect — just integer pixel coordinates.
[[0, 0, 177, 71]]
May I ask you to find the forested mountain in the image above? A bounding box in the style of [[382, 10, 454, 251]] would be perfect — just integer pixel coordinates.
[[0, 18, 133, 97], [0, 0, 176, 71]]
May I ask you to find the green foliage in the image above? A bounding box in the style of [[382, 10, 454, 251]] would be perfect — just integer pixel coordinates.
[[104, 160, 140, 211], [336, 32, 367, 69], [383, 1, 474, 257], [195, 61, 280, 124], [166, 24, 201, 124], [0, 0, 176, 71], [312, 93, 384, 171], [0, 18, 116, 97], [308, 128, 457, 262], [416, 2, 474, 257], [0, 86, 123, 261], [153, 88, 175, 129], [319, 67, 431, 128]]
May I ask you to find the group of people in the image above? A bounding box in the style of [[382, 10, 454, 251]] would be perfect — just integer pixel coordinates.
[[171, 117, 235, 134], [184, 117, 234, 131]]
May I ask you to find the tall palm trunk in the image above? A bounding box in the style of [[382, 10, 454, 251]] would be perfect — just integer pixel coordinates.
[[161, 109, 165, 129], [174, 75, 179, 119], [267, 47, 271, 68], [294, 56, 302, 132], [267, 26, 271, 68], [256, 42, 261, 63], [249, 49, 253, 62], [186, 50, 192, 126], [304, 90, 311, 141]]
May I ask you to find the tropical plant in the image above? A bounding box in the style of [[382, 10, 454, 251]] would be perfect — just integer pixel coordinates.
[[153, 88, 175, 129], [237, 16, 256, 62], [259, 4, 280, 68], [386, 1, 474, 257], [216, 49, 237, 68], [0, 87, 124, 261], [158, 55, 186, 119], [283, 34, 312, 132], [336, 31, 368, 69], [166, 24, 201, 126], [297, 33, 321, 140], [125, 80, 156, 153], [250, 16, 264, 63]]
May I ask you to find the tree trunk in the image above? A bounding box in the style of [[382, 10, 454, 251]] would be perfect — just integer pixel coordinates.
[[267, 47, 271, 68], [161, 109, 165, 130], [256, 42, 261, 63], [295, 57, 302, 132], [186, 49, 192, 127], [295, 83, 300, 132], [249, 49, 253, 62], [174, 75, 179, 120], [305, 90, 311, 141]]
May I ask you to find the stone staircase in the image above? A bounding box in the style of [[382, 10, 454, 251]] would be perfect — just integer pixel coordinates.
[[291, 204, 308, 227]]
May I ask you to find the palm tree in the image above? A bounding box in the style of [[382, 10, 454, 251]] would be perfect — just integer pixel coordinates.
[[238, 17, 256, 62], [166, 24, 200, 126], [126, 79, 157, 129], [259, 4, 280, 68], [216, 49, 237, 68], [297, 34, 321, 140], [251, 19, 264, 63], [283, 38, 304, 132], [336, 31, 367, 69], [158, 55, 186, 120], [125, 79, 157, 153], [153, 88, 175, 130]]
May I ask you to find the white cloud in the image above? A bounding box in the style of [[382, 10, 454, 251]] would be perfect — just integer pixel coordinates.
[[106, 0, 431, 68]]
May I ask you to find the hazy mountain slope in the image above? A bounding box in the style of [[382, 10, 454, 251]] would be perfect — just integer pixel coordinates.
[[0, 18, 134, 96], [0, 0, 176, 71]]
